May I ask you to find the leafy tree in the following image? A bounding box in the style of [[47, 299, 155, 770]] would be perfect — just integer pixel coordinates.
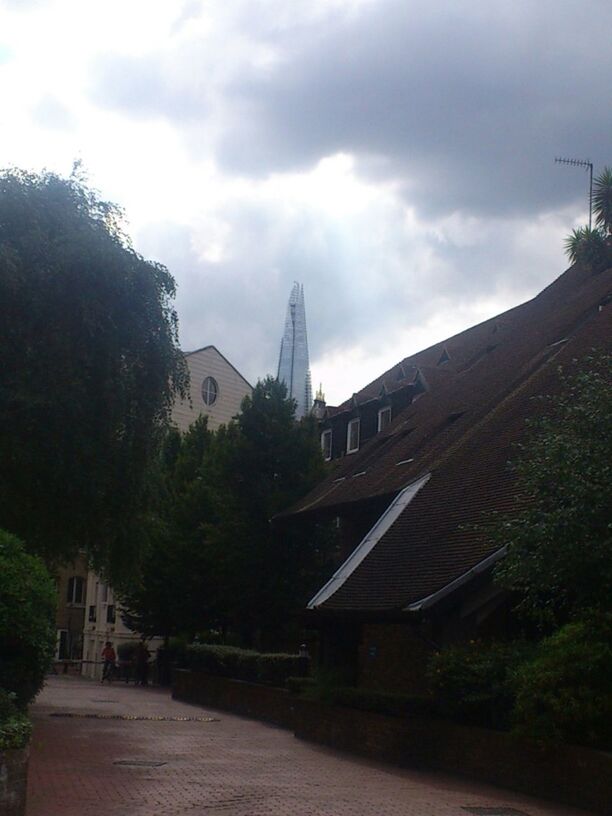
[[121, 378, 335, 649], [202, 376, 332, 648], [593, 166, 612, 235], [493, 354, 612, 626], [0, 168, 187, 580], [0, 529, 56, 708], [120, 418, 218, 640]]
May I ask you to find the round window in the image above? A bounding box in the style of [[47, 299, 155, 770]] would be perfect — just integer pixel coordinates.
[[201, 376, 219, 406]]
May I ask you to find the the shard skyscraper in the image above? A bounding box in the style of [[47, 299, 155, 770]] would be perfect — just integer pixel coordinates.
[[277, 282, 312, 419]]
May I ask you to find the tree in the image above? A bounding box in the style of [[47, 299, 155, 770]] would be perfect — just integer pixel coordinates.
[[564, 166, 612, 272], [564, 226, 607, 272], [593, 166, 612, 235], [121, 378, 336, 649], [0, 529, 56, 708], [202, 377, 332, 648], [0, 169, 187, 580], [120, 418, 218, 640], [493, 354, 612, 626]]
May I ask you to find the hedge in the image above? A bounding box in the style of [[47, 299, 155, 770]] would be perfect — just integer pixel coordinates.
[[184, 644, 304, 687], [0, 689, 32, 751], [0, 529, 56, 708]]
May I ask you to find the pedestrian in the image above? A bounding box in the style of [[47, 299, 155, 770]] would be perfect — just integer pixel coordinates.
[[101, 641, 116, 683], [135, 640, 150, 686]]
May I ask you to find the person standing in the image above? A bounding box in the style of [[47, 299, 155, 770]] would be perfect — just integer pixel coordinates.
[[101, 641, 116, 683]]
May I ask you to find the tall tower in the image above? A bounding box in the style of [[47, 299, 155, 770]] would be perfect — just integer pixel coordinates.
[[277, 282, 312, 419]]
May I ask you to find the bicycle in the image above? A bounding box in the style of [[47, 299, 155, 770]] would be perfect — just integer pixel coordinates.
[[101, 660, 116, 683]]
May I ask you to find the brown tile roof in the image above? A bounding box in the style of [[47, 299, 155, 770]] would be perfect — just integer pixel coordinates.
[[287, 263, 612, 613]]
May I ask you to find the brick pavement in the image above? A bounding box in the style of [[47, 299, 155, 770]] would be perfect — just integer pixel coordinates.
[[27, 676, 590, 816]]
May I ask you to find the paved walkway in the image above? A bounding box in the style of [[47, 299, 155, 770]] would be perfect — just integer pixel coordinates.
[[27, 676, 589, 816]]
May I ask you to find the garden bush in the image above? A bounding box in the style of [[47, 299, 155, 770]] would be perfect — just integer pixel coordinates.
[[185, 644, 303, 686], [512, 614, 612, 749], [428, 639, 535, 730], [0, 689, 32, 751], [0, 529, 56, 708]]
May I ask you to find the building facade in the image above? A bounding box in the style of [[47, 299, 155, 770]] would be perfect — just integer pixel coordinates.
[[277, 282, 312, 419], [172, 345, 253, 432]]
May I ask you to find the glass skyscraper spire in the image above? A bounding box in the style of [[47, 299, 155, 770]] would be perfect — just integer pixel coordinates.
[[277, 282, 312, 419]]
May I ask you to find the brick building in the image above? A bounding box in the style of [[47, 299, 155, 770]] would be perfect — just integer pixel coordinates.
[[282, 262, 612, 693]]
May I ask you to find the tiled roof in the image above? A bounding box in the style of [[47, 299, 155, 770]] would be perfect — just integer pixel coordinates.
[[286, 263, 612, 613]]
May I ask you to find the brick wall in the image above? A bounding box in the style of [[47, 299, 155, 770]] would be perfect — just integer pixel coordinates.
[[172, 670, 612, 816], [358, 623, 432, 694], [0, 747, 29, 816], [172, 670, 293, 728]]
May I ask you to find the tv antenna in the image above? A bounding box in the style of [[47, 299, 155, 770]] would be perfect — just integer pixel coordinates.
[[555, 156, 593, 229]]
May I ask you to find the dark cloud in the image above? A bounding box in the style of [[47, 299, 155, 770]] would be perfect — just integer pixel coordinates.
[[219, 0, 612, 217], [89, 0, 612, 219]]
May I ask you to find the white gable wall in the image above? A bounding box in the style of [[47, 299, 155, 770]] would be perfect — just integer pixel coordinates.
[[171, 346, 252, 432]]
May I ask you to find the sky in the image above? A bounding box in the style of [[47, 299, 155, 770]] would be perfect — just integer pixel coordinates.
[[1, 0, 610, 405]]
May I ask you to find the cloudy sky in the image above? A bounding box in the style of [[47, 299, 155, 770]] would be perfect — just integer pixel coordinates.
[[1, 0, 610, 404]]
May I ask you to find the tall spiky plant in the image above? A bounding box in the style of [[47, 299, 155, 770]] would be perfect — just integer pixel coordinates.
[[593, 167, 612, 236], [564, 225, 607, 272]]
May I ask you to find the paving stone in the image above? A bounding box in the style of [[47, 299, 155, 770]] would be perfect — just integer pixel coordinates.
[[27, 676, 590, 816]]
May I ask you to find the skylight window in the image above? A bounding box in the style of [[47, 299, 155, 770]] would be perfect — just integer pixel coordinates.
[[437, 347, 450, 365]]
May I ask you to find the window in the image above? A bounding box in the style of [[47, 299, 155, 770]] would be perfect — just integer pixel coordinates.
[[100, 583, 108, 603], [66, 576, 84, 605], [347, 418, 360, 454], [106, 605, 116, 624], [88, 605, 96, 623], [321, 429, 332, 461], [56, 630, 68, 660], [377, 407, 392, 432], [201, 376, 219, 406]]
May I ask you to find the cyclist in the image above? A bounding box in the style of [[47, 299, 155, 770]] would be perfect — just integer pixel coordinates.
[[101, 641, 116, 683]]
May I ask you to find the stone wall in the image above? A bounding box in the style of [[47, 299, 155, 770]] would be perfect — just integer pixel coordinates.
[[0, 747, 29, 816]]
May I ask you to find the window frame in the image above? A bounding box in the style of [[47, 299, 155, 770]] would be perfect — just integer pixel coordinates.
[[201, 376, 219, 406], [346, 418, 360, 454], [66, 575, 85, 605], [321, 429, 332, 461], [377, 406, 392, 432]]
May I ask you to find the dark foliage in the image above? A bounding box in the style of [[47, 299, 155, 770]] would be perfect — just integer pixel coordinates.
[[185, 643, 303, 687], [0, 168, 188, 579], [0, 529, 56, 708], [427, 639, 536, 730]]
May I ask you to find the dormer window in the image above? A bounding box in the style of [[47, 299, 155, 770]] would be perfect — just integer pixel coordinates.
[[321, 429, 332, 461], [347, 418, 360, 454], [377, 406, 392, 432]]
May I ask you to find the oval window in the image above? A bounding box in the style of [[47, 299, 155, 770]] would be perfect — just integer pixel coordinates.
[[201, 376, 219, 406]]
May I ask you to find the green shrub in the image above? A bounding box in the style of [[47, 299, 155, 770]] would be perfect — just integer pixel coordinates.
[[512, 615, 612, 749], [0, 530, 56, 708], [428, 639, 536, 730], [0, 689, 32, 751], [116, 641, 139, 661], [185, 644, 302, 686]]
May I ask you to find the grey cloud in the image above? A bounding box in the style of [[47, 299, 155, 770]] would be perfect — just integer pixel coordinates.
[[135, 193, 564, 391], [32, 95, 75, 130], [89, 0, 612, 219], [219, 0, 612, 217]]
